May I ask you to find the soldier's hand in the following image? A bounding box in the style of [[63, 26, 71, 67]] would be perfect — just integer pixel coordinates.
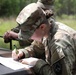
[[3, 31, 18, 43], [12, 49, 24, 61], [3, 31, 11, 43], [20, 57, 39, 67]]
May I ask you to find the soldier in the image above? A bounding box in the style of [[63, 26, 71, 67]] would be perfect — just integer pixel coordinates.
[[3, 0, 55, 47], [12, 3, 76, 75], [3, 0, 55, 60]]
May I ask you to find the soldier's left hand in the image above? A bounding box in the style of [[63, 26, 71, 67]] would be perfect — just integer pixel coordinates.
[[20, 57, 39, 67]]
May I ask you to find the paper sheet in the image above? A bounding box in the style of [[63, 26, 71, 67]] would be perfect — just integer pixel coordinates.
[[0, 57, 32, 70]]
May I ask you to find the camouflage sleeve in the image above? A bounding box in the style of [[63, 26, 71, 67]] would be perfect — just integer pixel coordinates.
[[11, 27, 32, 47], [33, 59, 53, 75], [33, 30, 76, 75], [20, 40, 45, 59]]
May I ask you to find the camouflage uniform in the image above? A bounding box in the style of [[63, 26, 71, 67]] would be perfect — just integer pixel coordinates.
[[16, 3, 76, 75], [21, 40, 45, 59], [36, 22, 76, 75], [15, 0, 55, 57], [32, 22, 76, 75], [13, 0, 55, 47], [10, 21, 33, 47]]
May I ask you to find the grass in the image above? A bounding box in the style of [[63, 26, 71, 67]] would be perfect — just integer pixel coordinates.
[[0, 16, 76, 50], [56, 18, 76, 30], [0, 17, 20, 50], [0, 18, 17, 35]]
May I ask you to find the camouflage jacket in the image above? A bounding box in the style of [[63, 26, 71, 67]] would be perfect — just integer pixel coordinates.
[[20, 40, 45, 59], [33, 22, 76, 75], [21, 22, 76, 75]]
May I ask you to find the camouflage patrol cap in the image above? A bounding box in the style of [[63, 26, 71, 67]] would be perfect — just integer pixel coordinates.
[[16, 3, 46, 40]]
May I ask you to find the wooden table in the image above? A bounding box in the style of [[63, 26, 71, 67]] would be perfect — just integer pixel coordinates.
[[0, 49, 34, 75], [0, 49, 12, 57]]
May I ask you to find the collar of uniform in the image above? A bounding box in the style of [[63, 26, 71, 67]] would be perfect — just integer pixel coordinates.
[[42, 37, 48, 47], [50, 23, 58, 39]]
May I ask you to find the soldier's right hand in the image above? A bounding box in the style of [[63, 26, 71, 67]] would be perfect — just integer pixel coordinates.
[[3, 31, 18, 43], [12, 49, 24, 61], [3, 31, 11, 43]]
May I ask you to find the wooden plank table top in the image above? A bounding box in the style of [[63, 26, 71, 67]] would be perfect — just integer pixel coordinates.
[[0, 49, 12, 57], [0, 49, 34, 75]]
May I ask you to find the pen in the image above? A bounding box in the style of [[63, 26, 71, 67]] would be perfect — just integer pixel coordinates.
[[14, 45, 19, 54]]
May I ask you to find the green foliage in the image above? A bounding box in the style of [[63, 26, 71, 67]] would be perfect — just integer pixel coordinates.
[[54, 0, 76, 16], [0, 0, 76, 17], [0, 0, 20, 16], [0, 18, 17, 34], [0, 0, 37, 16]]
